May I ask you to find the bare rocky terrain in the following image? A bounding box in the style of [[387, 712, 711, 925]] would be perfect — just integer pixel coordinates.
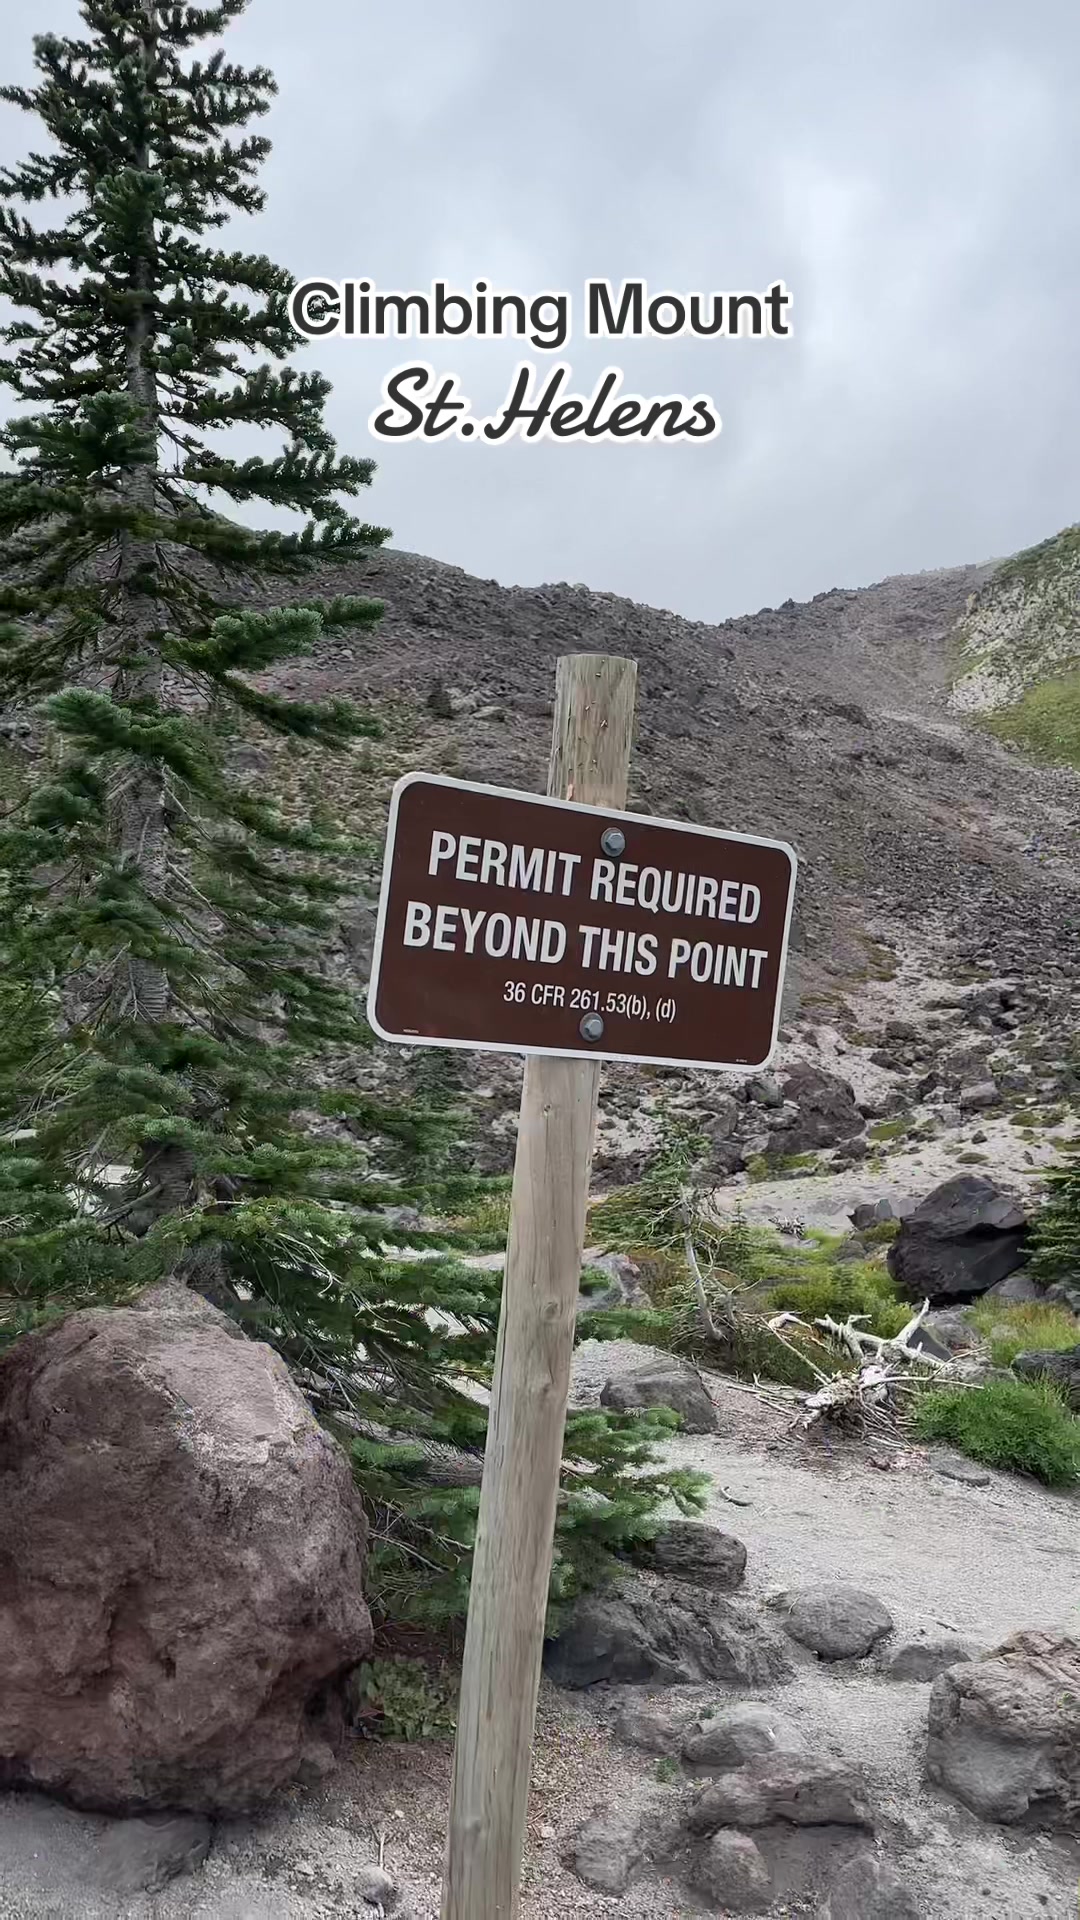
[[222, 541, 1080, 1193], [247, 542, 1080, 1008]]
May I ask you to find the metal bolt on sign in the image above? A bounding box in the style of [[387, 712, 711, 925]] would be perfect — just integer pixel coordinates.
[[579, 1013, 605, 1041]]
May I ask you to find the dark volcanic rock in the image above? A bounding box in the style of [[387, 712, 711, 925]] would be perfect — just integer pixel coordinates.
[[630, 1520, 747, 1591], [692, 1829, 772, 1910], [771, 1063, 865, 1154], [545, 1580, 792, 1691], [1011, 1345, 1080, 1408], [614, 1696, 700, 1755], [563, 1795, 672, 1894], [0, 1283, 372, 1815], [888, 1174, 1029, 1301]]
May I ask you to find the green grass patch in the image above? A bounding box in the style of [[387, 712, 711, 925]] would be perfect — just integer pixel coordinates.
[[746, 1150, 824, 1183], [448, 1182, 512, 1240], [763, 1261, 910, 1340], [859, 1218, 902, 1246], [868, 1118, 911, 1143], [585, 1178, 915, 1388], [579, 1265, 614, 1298], [857, 937, 900, 982], [982, 669, 1080, 772], [994, 521, 1080, 589], [968, 1299, 1080, 1369], [913, 1379, 1080, 1487]]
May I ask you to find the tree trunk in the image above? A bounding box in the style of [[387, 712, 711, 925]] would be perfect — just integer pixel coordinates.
[[109, 1, 194, 1218]]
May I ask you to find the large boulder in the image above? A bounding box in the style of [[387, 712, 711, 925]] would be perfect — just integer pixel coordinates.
[[926, 1631, 1080, 1827], [599, 1358, 717, 1432], [888, 1175, 1029, 1301], [1011, 1345, 1080, 1409], [545, 1578, 792, 1691], [769, 1064, 865, 1156], [0, 1283, 372, 1815]]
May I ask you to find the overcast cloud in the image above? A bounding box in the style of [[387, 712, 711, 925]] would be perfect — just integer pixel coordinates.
[[3, 0, 1079, 622]]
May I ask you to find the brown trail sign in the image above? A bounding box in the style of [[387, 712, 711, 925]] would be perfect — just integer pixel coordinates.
[[365, 655, 798, 1920], [367, 775, 796, 1072]]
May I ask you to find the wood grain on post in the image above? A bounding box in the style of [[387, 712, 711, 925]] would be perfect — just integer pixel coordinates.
[[441, 654, 638, 1920]]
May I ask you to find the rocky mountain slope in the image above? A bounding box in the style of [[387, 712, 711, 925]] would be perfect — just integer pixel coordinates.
[[244, 542, 1080, 1012], [4, 532, 1078, 1191], [238, 539, 1080, 1191]]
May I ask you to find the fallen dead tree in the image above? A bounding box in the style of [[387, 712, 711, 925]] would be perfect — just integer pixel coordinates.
[[766, 1298, 974, 1440], [681, 1192, 973, 1443]]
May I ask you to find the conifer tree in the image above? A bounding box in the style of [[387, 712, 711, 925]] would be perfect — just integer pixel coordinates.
[[0, 1, 706, 1624]]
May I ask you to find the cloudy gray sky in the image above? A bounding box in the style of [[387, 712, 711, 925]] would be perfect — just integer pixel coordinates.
[[4, 0, 1079, 622]]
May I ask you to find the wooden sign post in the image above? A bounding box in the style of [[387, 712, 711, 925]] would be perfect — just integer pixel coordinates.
[[366, 651, 796, 1916], [439, 654, 637, 1919]]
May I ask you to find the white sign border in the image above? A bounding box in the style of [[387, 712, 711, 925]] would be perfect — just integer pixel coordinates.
[[365, 771, 799, 1073]]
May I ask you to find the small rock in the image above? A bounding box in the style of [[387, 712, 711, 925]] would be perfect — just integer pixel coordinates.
[[693, 1829, 772, 1911], [983, 1272, 1042, 1303], [922, 1309, 976, 1352], [631, 1521, 747, 1591], [773, 1062, 865, 1155], [353, 1865, 401, 1909], [94, 1814, 213, 1896], [850, 1200, 894, 1231], [1012, 1345, 1080, 1410], [933, 1457, 991, 1488], [563, 1799, 660, 1893], [683, 1703, 804, 1771], [688, 1755, 874, 1833], [600, 1360, 718, 1433], [904, 1322, 953, 1362], [773, 1586, 894, 1661], [614, 1696, 698, 1755], [885, 1639, 973, 1683], [817, 1851, 921, 1919]]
